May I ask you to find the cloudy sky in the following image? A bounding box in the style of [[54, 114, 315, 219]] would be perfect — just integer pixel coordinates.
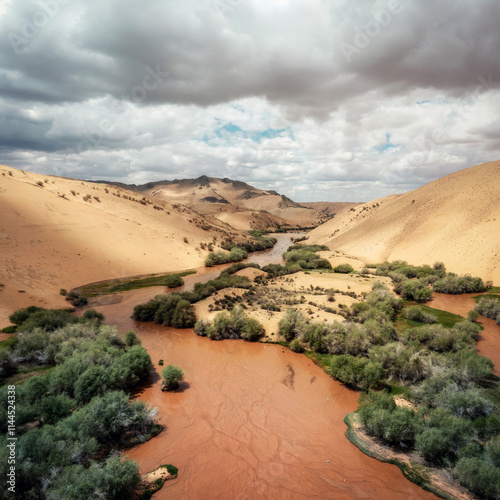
[[1, 0, 499, 201]]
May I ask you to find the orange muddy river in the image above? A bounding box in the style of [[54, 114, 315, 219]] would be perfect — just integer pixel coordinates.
[[91, 235, 438, 500], [102, 305, 436, 500]]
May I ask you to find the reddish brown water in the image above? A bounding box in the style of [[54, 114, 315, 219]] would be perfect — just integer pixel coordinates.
[[431, 292, 500, 373], [94, 288, 437, 499]]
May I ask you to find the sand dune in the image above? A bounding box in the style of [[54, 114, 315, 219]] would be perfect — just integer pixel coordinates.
[[301, 201, 362, 217], [0, 166, 238, 327], [308, 160, 500, 284], [122, 176, 329, 230]]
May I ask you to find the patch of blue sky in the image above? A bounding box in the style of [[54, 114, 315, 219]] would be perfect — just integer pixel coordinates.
[[209, 122, 294, 143], [375, 133, 400, 152], [416, 98, 448, 105]]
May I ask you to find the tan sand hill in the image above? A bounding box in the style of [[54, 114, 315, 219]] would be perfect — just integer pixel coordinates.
[[301, 201, 363, 217], [308, 160, 500, 284], [0, 166, 239, 328], [124, 176, 329, 230]]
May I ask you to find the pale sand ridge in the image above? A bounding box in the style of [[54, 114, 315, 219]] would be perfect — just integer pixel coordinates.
[[308, 160, 500, 284], [0, 166, 238, 327]]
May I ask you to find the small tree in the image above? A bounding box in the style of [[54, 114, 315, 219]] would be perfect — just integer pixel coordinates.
[[125, 330, 141, 347], [165, 274, 184, 288], [161, 365, 184, 391]]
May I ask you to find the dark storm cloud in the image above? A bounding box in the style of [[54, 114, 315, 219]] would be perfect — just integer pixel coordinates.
[[0, 0, 499, 201]]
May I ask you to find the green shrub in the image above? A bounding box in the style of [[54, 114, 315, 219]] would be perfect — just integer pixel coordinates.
[[456, 457, 500, 499], [0, 350, 17, 381], [161, 365, 184, 390], [333, 264, 354, 274], [204, 247, 248, 267], [83, 309, 104, 322], [475, 297, 500, 320], [204, 307, 264, 341], [164, 274, 184, 288], [65, 290, 88, 307], [125, 330, 141, 347], [46, 454, 141, 500], [404, 306, 438, 323], [399, 279, 432, 303], [290, 338, 304, 353], [133, 293, 196, 328], [415, 428, 453, 463], [467, 309, 480, 322], [278, 309, 307, 342], [433, 275, 487, 294], [283, 248, 331, 270], [329, 355, 384, 390]]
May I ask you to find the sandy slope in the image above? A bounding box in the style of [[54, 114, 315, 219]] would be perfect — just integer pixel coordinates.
[[308, 160, 500, 284], [301, 201, 362, 217], [0, 166, 237, 327]]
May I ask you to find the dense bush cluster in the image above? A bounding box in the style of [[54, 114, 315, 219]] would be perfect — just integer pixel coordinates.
[[133, 292, 196, 327], [283, 244, 331, 270], [194, 307, 264, 341], [376, 260, 446, 280], [376, 260, 490, 299], [432, 275, 488, 294], [397, 279, 433, 303], [222, 235, 277, 253], [133, 271, 254, 328], [205, 247, 248, 267], [475, 297, 500, 324], [404, 306, 438, 323], [261, 263, 302, 278], [0, 308, 157, 499]]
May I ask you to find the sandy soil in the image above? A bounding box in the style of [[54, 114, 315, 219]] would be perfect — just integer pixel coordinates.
[[0, 165, 237, 328], [308, 160, 500, 284], [194, 271, 391, 339], [301, 201, 363, 217]]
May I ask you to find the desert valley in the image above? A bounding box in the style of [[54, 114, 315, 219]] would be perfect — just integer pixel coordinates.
[[1, 160, 500, 499]]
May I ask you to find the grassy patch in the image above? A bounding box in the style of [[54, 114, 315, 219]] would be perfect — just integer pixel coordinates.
[[79, 271, 196, 297], [473, 293, 500, 302], [419, 305, 464, 328], [386, 383, 413, 398], [305, 351, 331, 370]]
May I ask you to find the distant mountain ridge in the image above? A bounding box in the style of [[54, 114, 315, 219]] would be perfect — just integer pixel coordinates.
[[94, 175, 333, 231]]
